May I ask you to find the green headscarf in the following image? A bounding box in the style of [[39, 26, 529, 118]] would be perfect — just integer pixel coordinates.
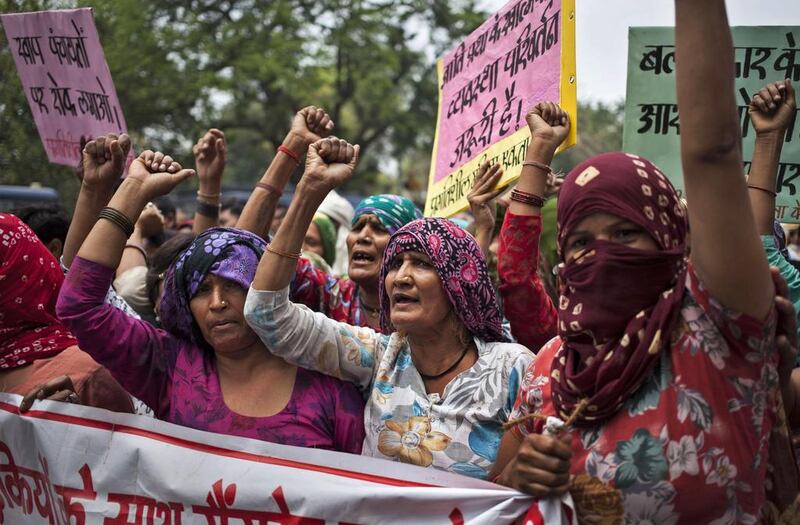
[[351, 194, 423, 235], [312, 212, 337, 266]]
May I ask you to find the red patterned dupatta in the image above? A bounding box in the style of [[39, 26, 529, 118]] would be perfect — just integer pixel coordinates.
[[550, 152, 688, 425], [0, 213, 77, 369]]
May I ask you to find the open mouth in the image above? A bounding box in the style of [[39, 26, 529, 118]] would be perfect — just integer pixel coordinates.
[[392, 292, 418, 305], [351, 251, 376, 263]]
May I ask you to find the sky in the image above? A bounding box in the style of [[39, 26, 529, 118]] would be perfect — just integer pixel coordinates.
[[481, 0, 800, 103]]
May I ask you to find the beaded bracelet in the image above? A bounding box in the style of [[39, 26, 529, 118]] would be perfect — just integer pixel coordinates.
[[510, 188, 547, 208], [266, 244, 301, 260], [256, 182, 282, 196], [278, 145, 301, 165], [98, 207, 135, 237]]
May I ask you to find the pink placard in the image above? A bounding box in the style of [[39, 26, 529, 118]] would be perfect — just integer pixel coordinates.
[[1, 8, 128, 167], [434, 0, 562, 183]]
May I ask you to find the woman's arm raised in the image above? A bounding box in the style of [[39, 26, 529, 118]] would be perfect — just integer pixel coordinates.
[[747, 80, 796, 236], [62, 134, 130, 268], [251, 137, 359, 292], [76, 151, 194, 269], [236, 107, 334, 239], [675, 0, 773, 319]]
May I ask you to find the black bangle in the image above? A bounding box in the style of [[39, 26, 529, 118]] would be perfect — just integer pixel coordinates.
[[98, 207, 135, 237], [196, 199, 220, 218]]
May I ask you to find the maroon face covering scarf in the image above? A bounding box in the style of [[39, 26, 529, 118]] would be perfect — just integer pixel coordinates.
[[551, 152, 688, 425]]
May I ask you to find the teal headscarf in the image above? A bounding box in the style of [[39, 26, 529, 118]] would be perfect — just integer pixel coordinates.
[[312, 212, 338, 266], [351, 194, 422, 235]]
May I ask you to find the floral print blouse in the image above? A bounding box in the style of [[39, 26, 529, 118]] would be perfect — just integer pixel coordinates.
[[497, 212, 558, 352], [510, 267, 779, 524], [244, 286, 533, 479]]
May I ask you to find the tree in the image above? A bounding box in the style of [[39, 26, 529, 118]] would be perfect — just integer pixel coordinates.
[[1, 0, 489, 210], [552, 100, 626, 174]]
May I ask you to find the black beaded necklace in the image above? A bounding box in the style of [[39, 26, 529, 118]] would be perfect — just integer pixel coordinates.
[[416, 344, 471, 381]]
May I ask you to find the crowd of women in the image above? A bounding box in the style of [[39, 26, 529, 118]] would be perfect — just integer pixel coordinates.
[[3, 0, 800, 522]]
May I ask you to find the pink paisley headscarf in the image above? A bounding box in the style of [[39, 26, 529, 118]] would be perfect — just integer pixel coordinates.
[[378, 218, 508, 342]]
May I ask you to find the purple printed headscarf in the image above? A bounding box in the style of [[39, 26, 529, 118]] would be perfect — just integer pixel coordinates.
[[159, 227, 267, 351], [378, 218, 508, 342]]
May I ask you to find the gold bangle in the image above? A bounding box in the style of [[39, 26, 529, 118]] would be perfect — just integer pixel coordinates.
[[266, 244, 301, 260], [124, 243, 148, 262], [197, 190, 220, 200], [522, 160, 552, 173]]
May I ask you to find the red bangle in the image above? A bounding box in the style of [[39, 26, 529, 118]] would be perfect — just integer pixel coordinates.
[[510, 189, 546, 208], [747, 184, 777, 197], [256, 182, 282, 196], [278, 144, 301, 165]]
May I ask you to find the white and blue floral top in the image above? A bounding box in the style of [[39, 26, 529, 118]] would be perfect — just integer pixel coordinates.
[[244, 286, 533, 479]]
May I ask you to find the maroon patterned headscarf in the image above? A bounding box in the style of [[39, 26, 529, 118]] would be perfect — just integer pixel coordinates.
[[378, 218, 509, 342], [551, 152, 688, 425]]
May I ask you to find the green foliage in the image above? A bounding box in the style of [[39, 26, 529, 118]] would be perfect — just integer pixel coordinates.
[[552, 100, 626, 174]]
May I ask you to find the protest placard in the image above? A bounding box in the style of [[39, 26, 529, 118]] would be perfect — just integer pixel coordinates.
[[0, 393, 574, 524], [623, 26, 800, 222], [424, 0, 577, 217], [1, 8, 128, 167]]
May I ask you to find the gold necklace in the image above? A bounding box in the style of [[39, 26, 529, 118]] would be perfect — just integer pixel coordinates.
[[361, 301, 380, 317]]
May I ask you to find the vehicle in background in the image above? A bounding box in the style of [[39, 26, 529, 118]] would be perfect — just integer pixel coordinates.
[[0, 185, 59, 211]]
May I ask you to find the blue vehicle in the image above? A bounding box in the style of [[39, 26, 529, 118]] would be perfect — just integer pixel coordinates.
[[0, 185, 60, 211]]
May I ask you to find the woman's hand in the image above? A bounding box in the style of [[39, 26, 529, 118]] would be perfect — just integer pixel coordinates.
[[749, 79, 796, 136], [81, 133, 131, 194], [298, 137, 360, 198], [290, 106, 335, 147], [544, 173, 563, 199], [124, 150, 196, 205], [501, 433, 573, 497], [19, 376, 80, 413], [526, 102, 570, 154], [135, 202, 165, 239], [468, 162, 504, 257], [193, 128, 227, 189]]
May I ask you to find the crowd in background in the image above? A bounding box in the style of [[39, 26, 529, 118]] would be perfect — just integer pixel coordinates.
[[2, 1, 800, 523]]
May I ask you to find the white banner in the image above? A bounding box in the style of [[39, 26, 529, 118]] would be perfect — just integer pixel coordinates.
[[0, 393, 571, 524]]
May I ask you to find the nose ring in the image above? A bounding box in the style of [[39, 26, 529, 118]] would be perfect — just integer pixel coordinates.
[[220, 299, 228, 307]]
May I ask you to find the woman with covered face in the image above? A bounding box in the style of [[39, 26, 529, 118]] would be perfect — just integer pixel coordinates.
[[491, 1, 796, 522], [244, 138, 532, 479], [56, 138, 364, 453]]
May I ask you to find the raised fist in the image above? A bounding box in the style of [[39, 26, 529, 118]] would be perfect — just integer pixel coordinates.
[[81, 133, 132, 191], [526, 102, 571, 151], [300, 137, 360, 196], [126, 150, 195, 203], [291, 105, 335, 146]]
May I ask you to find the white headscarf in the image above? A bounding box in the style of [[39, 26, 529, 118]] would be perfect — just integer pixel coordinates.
[[318, 190, 355, 277]]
